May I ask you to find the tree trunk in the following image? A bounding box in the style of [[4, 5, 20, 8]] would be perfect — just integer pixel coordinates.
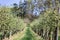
[[43, 29, 45, 39], [45, 28, 49, 40], [53, 27, 58, 40], [56, 27, 58, 40], [9, 31, 12, 39], [48, 27, 54, 40], [48, 29, 51, 40]]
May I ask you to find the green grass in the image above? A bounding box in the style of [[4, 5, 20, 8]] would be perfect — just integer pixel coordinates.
[[20, 27, 35, 40], [0, 32, 2, 40], [58, 31, 60, 40], [13, 27, 44, 40], [58, 36, 60, 40]]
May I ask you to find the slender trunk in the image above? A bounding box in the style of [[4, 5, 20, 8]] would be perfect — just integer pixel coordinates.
[[33, 28, 36, 33], [48, 29, 53, 40], [9, 31, 12, 39], [45, 28, 49, 40], [41, 29, 43, 37], [36, 28, 38, 34], [56, 27, 58, 40], [38, 28, 39, 35], [53, 27, 58, 40], [49, 29, 51, 40], [39, 29, 41, 36], [43, 29, 45, 39], [51, 32, 53, 40]]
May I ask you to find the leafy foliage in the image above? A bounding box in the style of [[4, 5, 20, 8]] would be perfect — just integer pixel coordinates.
[[0, 7, 25, 39]]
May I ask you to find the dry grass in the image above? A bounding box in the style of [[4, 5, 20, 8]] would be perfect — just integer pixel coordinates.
[[7, 27, 44, 40]]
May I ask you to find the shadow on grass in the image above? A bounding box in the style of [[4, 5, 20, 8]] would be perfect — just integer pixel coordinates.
[[59, 36, 60, 40]]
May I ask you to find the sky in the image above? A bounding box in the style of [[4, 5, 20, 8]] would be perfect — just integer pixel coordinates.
[[0, 0, 20, 6]]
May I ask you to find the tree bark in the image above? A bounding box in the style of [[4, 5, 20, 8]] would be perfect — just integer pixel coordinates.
[[53, 27, 58, 40], [48, 29, 51, 40], [45, 28, 49, 40], [43, 29, 45, 39]]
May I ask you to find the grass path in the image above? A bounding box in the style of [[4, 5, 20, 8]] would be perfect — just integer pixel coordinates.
[[58, 31, 60, 40], [9, 27, 44, 40]]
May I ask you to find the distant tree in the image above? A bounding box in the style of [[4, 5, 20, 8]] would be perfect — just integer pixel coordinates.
[[19, 0, 27, 18], [12, 3, 18, 13]]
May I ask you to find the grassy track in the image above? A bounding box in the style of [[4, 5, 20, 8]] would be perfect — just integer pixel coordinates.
[[12, 27, 44, 40], [59, 31, 60, 40]]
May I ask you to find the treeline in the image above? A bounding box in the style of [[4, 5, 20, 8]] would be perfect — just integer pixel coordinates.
[[0, 7, 25, 40], [0, 0, 60, 40], [11, 0, 60, 20], [30, 8, 60, 40]]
